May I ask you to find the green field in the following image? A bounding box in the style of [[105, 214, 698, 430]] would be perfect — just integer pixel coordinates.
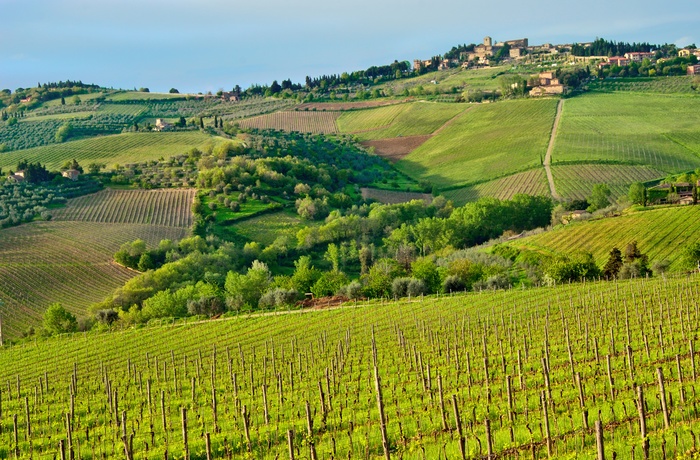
[[105, 91, 189, 101], [20, 111, 95, 122], [0, 221, 189, 337], [0, 131, 224, 171], [552, 92, 700, 172], [338, 102, 467, 141], [96, 103, 148, 116], [509, 205, 700, 271], [552, 164, 665, 201], [396, 98, 557, 189], [232, 209, 314, 245], [586, 76, 696, 94], [444, 168, 550, 204], [0, 276, 698, 458]]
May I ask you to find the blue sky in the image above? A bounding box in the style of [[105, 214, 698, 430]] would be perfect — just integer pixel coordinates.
[[1, 0, 698, 93]]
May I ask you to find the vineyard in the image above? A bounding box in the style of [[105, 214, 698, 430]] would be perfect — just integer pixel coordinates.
[[338, 102, 467, 141], [53, 189, 196, 227], [237, 111, 340, 134], [586, 76, 696, 94], [443, 169, 550, 205], [0, 221, 189, 337], [397, 99, 557, 189], [551, 93, 700, 173], [0, 132, 223, 171], [509, 205, 700, 271], [0, 276, 698, 458], [552, 164, 665, 201]]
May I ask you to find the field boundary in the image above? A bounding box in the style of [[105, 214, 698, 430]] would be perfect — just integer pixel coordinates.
[[545, 99, 563, 200]]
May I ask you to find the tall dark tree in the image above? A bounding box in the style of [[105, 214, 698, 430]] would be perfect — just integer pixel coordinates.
[[602, 247, 623, 280]]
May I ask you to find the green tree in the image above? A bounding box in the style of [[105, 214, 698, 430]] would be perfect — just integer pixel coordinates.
[[602, 247, 623, 280], [43, 303, 78, 335], [681, 242, 700, 271], [225, 260, 272, 310], [169, 88, 179, 94], [588, 184, 612, 212], [628, 182, 647, 206]]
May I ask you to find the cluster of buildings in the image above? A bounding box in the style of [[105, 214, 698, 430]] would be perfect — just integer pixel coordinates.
[[5, 169, 80, 183], [529, 71, 565, 97], [414, 36, 547, 71]]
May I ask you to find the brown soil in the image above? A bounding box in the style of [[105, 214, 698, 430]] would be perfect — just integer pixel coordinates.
[[296, 99, 412, 111], [362, 135, 431, 162], [297, 295, 350, 309]]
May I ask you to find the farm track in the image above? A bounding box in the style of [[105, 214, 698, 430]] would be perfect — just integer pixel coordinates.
[[545, 99, 563, 200]]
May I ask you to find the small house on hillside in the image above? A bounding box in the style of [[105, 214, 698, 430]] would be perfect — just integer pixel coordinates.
[[154, 119, 173, 132], [19, 96, 32, 104], [624, 52, 654, 62], [608, 56, 630, 67], [6, 174, 24, 183], [688, 64, 700, 75], [62, 169, 80, 181], [679, 49, 692, 58], [529, 71, 565, 96]]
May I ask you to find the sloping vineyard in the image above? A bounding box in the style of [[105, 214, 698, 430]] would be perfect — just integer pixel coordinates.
[[444, 169, 550, 205], [237, 111, 340, 134], [552, 164, 665, 200], [0, 221, 189, 337], [53, 188, 195, 227], [510, 205, 700, 271], [0, 276, 698, 458], [0, 132, 222, 171]]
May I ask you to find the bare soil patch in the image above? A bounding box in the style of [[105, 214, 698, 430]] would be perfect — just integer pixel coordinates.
[[362, 135, 431, 162], [296, 99, 411, 111]]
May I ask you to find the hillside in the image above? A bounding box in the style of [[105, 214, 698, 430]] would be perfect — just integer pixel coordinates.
[[0, 276, 698, 458], [0, 189, 193, 337], [506, 205, 700, 271]]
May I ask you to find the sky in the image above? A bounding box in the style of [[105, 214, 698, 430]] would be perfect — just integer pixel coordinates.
[[1, 0, 698, 94]]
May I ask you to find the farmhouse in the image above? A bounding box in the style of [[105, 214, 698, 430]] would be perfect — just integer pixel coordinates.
[[529, 71, 565, 96], [624, 52, 654, 62], [154, 119, 173, 132], [19, 96, 32, 104], [608, 56, 630, 67], [688, 64, 700, 75], [61, 169, 80, 181], [220, 91, 240, 102], [679, 49, 692, 58], [6, 174, 24, 183]]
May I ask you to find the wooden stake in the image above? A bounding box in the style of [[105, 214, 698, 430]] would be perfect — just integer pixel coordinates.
[[637, 386, 649, 460], [595, 420, 605, 460], [180, 407, 189, 460], [541, 391, 552, 458], [287, 429, 295, 460], [451, 395, 466, 460], [657, 367, 670, 429]]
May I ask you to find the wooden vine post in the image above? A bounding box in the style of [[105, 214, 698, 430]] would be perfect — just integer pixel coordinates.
[[372, 327, 391, 460], [595, 420, 605, 460], [637, 386, 649, 460]]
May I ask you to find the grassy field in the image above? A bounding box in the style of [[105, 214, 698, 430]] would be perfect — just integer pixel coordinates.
[[0, 275, 698, 458], [0, 221, 189, 338], [509, 205, 700, 271], [20, 111, 95, 122], [105, 91, 188, 101], [338, 102, 467, 141], [232, 209, 314, 246], [0, 131, 224, 171], [53, 188, 196, 227], [378, 66, 507, 95], [552, 164, 665, 201], [443, 168, 550, 205], [237, 111, 340, 134], [551, 92, 700, 173], [396, 98, 557, 189]]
